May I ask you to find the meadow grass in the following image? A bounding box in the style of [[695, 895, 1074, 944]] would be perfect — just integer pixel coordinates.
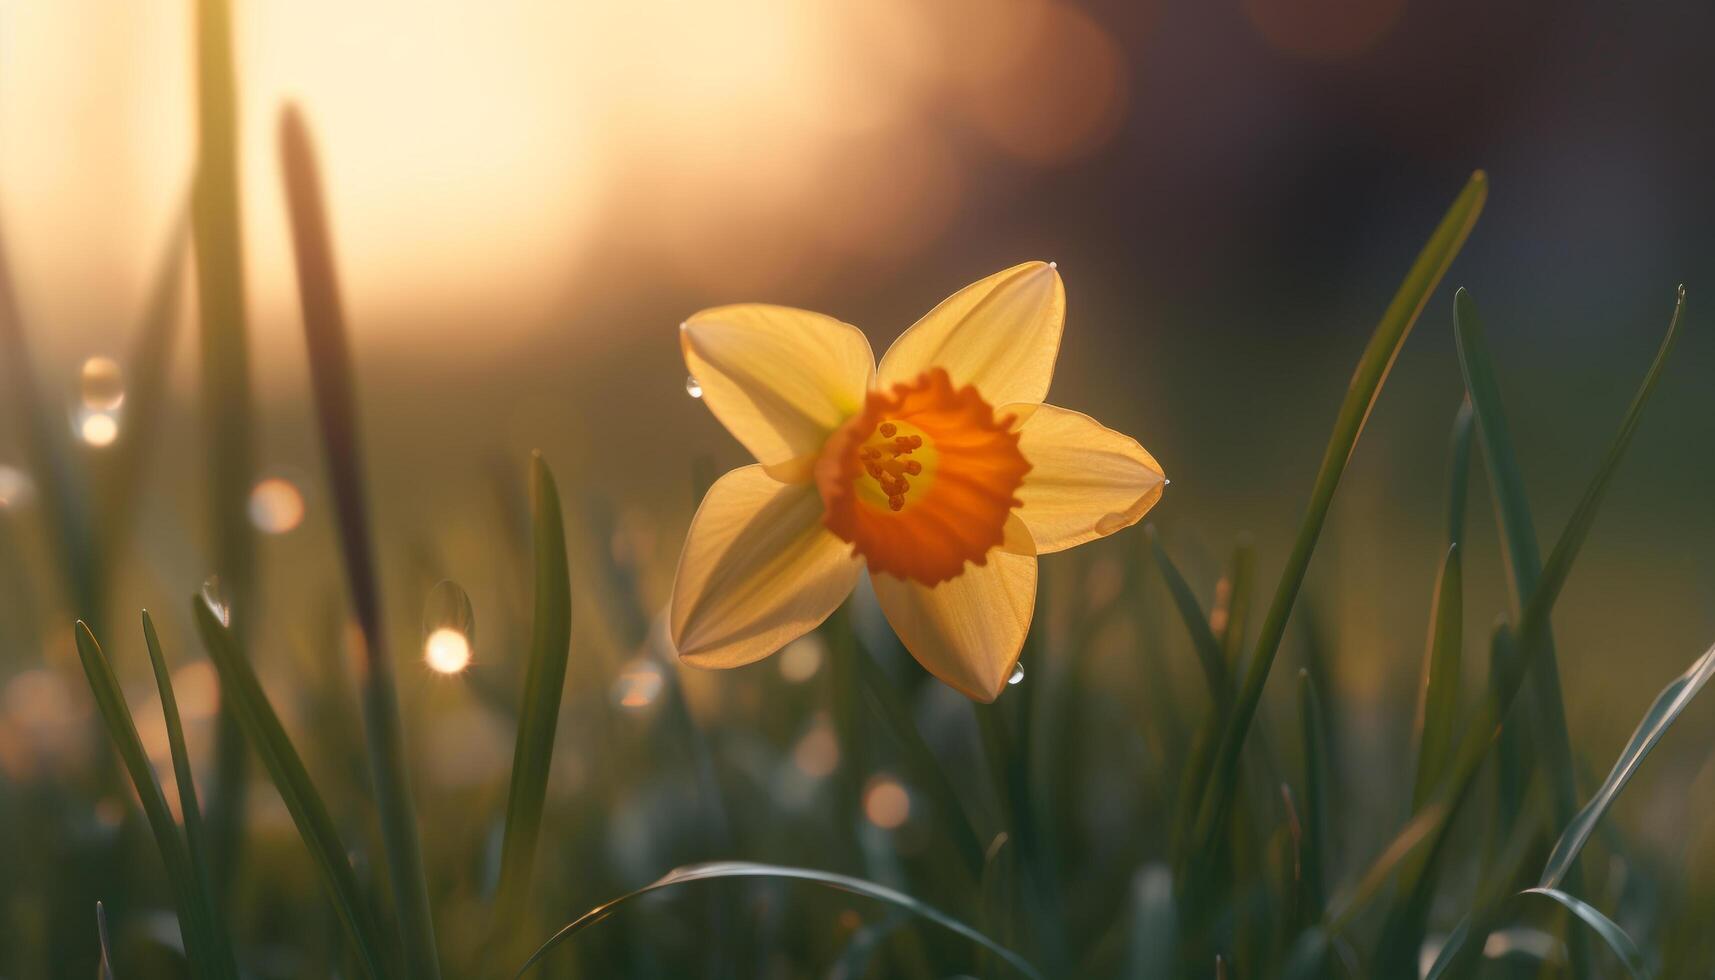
[[0, 12, 1710, 978]]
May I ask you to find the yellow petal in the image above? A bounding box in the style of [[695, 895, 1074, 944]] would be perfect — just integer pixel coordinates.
[[682, 304, 875, 476], [870, 525, 1038, 702], [671, 465, 861, 667], [877, 261, 1065, 407], [1008, 402, 1165, 553]]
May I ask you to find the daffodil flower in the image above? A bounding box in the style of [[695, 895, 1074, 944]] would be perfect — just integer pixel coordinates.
[[670, 261, 1166, 701]]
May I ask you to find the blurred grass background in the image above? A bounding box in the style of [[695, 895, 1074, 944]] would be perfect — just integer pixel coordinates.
[[1, 0, 1714, 976]]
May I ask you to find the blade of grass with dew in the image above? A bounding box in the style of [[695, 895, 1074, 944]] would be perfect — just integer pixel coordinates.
[[192, 0, 258, 896], [191, 597, 384, 979], [1453, 287, 1587, 911], [96, 209, 190, 555], [96, 901, 116, 980], [512, 862, 1044, 980], [73, 623, 232, 980], [1187, 172, 1487, 870], [1542, 637, 1715, 890], [1321, 283, 1686, 936], [141, 611, 235, 972], [280, 103, 441, 979], [487, 453, 574, 953]]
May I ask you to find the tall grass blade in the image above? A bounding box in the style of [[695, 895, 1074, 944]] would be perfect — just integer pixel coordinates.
[[73, 623, 232, 980], [1453, 287, 1586, 960], [1412, 399, 1473, 810], [141, 611, 234, 972], [191, 597, 384, 980], [1144, 526, 1228, 703], [1325, 283, 1686, 930], [1189, 171, 1487, 859], [513, 862, 1044, 980], [488, 454, 574, 945], [1542, 638, 1715, 889], [280, 103, 442, 979], [191, 0, 259, 894]]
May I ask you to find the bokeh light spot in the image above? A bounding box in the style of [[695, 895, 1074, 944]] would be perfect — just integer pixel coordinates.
[[424, 627, 472, 674]]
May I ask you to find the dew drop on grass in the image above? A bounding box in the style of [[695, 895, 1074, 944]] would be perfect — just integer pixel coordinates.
[[422, 580, 475, 674], [248, 477, 306, 534], [1008, 663, 1025, 685], [685, 375, 703, 398], [75, 409, 120, 448], [79, 356, 125, 411], [200, 576, 232, 628]]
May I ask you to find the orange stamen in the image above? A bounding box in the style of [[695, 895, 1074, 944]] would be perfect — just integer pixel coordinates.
[[815, 368, 1030, 585]]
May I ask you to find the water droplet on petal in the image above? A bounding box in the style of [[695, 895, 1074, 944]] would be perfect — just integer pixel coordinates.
[[1008, 663, 1025, 685], [80, 356, 125, 411], [200, 576, 232, 628], [685, 376, 703, 399], [248, 477, 306, 534], [0, 464, 35, 509], [423, 581, 475, 674]]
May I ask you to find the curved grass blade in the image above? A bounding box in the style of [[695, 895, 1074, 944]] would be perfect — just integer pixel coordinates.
[[96, 901, 116, 980], [191, 598, 383, 980], [1410, 543, 1462, 810], [280, 103, 441, 979], [141, 611, 234, 972], [513, 862, 1043, 980], [1541, 638, 1715, 889], [73, 623, 232, 980], [1144, 526, 1228, 703], [1324, 284, 1686, 932], [1189, 171, 1487, 858], [488, 454, 575, 945], [1426, 888, 1652, 980]]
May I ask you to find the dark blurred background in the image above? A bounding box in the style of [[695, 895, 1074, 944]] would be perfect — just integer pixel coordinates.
[[4, 0, 1715, 942]]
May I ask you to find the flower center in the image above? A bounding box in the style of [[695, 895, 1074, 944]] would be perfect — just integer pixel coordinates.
[[816, 368, 1030, 586]]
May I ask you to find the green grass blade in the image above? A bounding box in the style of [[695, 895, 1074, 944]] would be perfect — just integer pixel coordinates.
[[191, 598, 384, 980], [512, 862, 1044, 980], [1426, 888, 1652, 980], [1541, 637, 1715, 890], [141, 611, 234, 974], [1453, 287, 1585, 941], [96, 901, 116, 980], [1411, 543, 1463, 811], [1296, 669, 1328, 919], [280, 103, 442, 979], [1188, 172, 1487, 860], [73, 623, 226, 980], [1521, 888, 1651, 979], [1144, 526, 1229, 704], [191, 0, 258, 896], [1217, 539, 1255, 670], [1325, 283, 1686, 933], [488, 453, 575, 944]]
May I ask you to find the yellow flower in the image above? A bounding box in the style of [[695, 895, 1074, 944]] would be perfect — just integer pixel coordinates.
[[670, 261, 1166, 701]]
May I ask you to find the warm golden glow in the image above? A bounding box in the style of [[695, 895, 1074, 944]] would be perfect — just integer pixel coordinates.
[[863, 774, 911, 829], [423, 627, 472, 674], [792, 715, 840, 778], [79, 356, 125, 410], [248, 477, 306, 535], [777, 636, 825, 684], [78, 411, 120, 448]]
